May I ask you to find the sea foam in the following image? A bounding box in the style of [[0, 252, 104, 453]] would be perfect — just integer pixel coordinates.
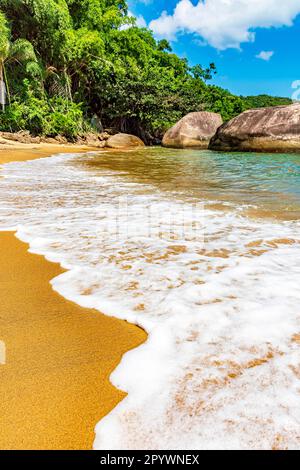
[[0, 152, 300, 450]]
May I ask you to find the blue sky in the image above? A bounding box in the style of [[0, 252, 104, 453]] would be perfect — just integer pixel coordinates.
[[128, 0, 300, 98]]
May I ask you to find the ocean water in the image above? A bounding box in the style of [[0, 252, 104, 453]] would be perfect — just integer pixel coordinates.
[[1, 148, 300, 450]]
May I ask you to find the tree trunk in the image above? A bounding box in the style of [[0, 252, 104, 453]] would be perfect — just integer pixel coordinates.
[[116, 117, 154, 145], [0, 63, 5, 112]]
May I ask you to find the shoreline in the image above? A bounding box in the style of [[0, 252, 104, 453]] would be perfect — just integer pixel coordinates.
[[0, 147, 147, 449], [0, 141, 97, 165]]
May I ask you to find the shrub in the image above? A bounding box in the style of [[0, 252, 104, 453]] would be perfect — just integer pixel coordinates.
[[0, 96, 85, 138], [47, 98, 84, 138]]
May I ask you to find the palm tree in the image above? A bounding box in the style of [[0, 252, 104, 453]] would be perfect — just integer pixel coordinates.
[[0, 11, 40, 111], [0, 11, 9, 111]]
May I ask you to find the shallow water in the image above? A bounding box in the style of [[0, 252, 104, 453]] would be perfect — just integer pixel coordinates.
[[1, 148, 300, 450], [82, 148, 300, 219]]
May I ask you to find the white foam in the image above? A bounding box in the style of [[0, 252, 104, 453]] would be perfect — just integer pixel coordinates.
[[1, 152, 300, 449]]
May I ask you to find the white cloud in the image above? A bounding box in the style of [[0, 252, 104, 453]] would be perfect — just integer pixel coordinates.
[[135, 13, 147, 28], [256, 50, 274, 61], [149, 0, 300, 50]]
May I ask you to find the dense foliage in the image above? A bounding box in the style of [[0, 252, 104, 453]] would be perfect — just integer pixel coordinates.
[[0, 1, 292, 142], [242, 95, 292, 109]]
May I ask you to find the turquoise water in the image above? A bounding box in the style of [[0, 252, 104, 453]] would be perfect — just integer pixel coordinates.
[[82, 148, 300, 220]]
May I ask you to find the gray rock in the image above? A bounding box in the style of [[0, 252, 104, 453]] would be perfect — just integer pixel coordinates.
[[106, 133, 145, 149], [162, 112, 223, 149], [209, 103, 300, 152]]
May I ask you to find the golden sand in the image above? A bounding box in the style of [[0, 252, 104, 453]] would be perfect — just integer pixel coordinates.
[[0, 143, 94, 164], [0, 147, 147, 449]]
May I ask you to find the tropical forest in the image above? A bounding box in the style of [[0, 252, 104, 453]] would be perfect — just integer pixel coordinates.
[[0, 0, 292, 143]]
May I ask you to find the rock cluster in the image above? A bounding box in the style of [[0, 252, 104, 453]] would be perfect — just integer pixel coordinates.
[[0, 130, 145, 149]]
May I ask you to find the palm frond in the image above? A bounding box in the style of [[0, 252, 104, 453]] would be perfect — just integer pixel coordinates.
[[9, 38, 37, 64]]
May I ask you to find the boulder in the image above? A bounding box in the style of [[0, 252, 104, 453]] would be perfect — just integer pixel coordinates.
[[106, 133, 145, 149], [0, 131, 31, 144], [84, 132, 101, 146], [162, 112, 223, 149], [54, 135, 68, 144], [209, 103, 300, 152]]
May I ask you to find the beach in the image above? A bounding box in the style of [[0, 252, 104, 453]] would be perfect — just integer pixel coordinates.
[[0, 141, 94, 164], [1, 144, 300, 450], [0, 145, 146, 450]]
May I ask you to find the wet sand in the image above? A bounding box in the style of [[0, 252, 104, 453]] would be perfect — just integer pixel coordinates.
[[0, 148, 147, 449], [0, 143, 94, 164]]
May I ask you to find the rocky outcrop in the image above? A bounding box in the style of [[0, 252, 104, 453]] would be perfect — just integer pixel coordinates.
[[0, 131, 42, 144], [76, 132, 106, 148], [106, 133, 145, 149], [0, 130, 109, 148], [209, 103, 300, 152], [162, 112, 223, 149], [0, 130, 145, 149]]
